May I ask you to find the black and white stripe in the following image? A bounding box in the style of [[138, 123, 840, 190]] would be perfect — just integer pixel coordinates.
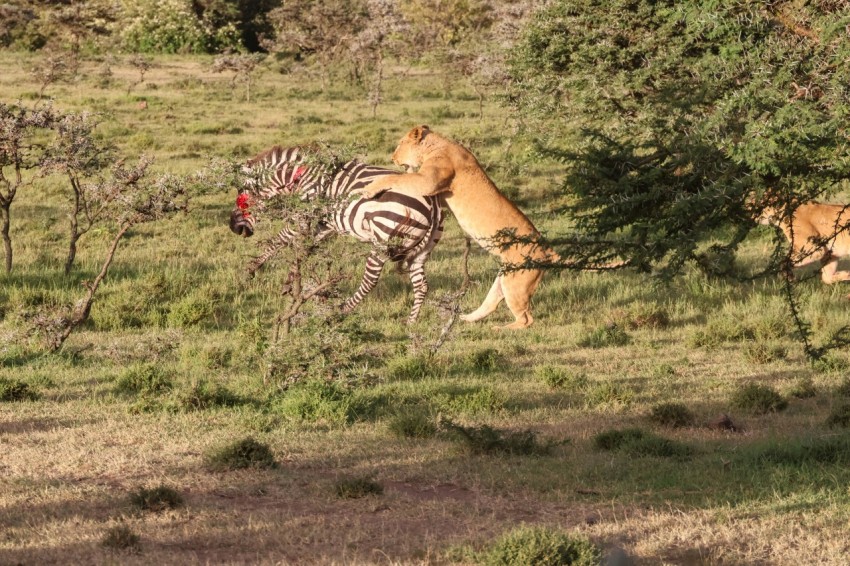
[[230, 146, 444, 323]]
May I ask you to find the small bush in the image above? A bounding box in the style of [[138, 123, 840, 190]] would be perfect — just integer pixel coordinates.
[[742, 341, 787, 364], [462, 348, 506, 373], [205, 437, 276, 471], [129, 485, 184, 512], [536, 366, 588, 391], [174, 379, 240, 411], [688, 318, 754, 349], [836, 378, 850, 398], [648, 403, 694, 428], [623, 305, 670, 329], [577, 324, 631, 348], [388, 409, 438, 439], [440, 419, 557, 456], [334, 476, 384, 499], [826, 405, 850, 428], [731, 383, 788, 415], [101, 524, 141, 552], [0, 377, 38, 402], [755, 436, 850, 466], [593, 427, 692, 459], [812, 354, 848, 374], [166, 292, 216, 328], [115, 364, 172, 396], [481, 525, 601, 566], [584, 381, 634, 409], [789, 377, 817, 399], [385, 355, 434, 381], [429, 385, 504, 417], [277, 379, 357, 426]]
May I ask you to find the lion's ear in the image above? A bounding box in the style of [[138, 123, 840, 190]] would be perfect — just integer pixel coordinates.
[[409, 125, 430, 143]]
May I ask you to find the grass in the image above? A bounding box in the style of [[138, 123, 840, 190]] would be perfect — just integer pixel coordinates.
[[2, 52, 850, 565]]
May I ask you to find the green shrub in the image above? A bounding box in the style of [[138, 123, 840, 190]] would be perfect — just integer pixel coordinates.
[[388, 409, 438, 439], [577, 324, 631, 348], [429, 385, 504, 417], [754, 436, 850, 466], [166, 292, 216, 328], [536, 366, 588, 391], [0, 377, 38, 402], [115, 363, 172, 396], [812, 354, 848, 374], [334, 476, 383, 499], [440, 419, 557, 456], [385, 354, 435, 381], [101, 524, 141, 552], [120, 0, 240, 54], [205, 437, 276, 471], [584, 381, 633, 409], [836, 378, 850, 398], [481, 525, 601, 566], [277, 379, 358, 426], [648, 403, 694, 428], [731, 383, 788, 415], [593, 428, 692, 459], [461, 348, 506, 373], [173, 379, 240, 411], [789, 377, 817, 399], [826, 405, 850, 429], [129, 485, 184, 512], [742, 341, 787, 364]]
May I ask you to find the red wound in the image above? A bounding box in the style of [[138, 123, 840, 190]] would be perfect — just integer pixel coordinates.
[[236, 193, 251, 210]]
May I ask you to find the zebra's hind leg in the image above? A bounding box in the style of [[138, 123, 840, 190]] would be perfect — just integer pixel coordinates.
[[341, 251, 387, 314], [405, 259, 429, 324]]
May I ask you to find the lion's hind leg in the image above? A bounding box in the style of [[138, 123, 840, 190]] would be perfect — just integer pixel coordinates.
[[460, 276, 504, 323], [500, 269, 543, 330], [820, 255, 850, 284]]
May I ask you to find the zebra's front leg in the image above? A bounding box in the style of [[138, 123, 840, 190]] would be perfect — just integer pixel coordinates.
[[341, 251, 387, 314], [406, 260, 429, 324]]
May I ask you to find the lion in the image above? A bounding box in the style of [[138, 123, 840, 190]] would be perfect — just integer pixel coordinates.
[[757, 200, 850, 285], [354, 125, 557, 329]]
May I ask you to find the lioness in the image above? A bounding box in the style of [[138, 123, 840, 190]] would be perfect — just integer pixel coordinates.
[[355, 125, 557, 329], [757, 201, 850, 285]]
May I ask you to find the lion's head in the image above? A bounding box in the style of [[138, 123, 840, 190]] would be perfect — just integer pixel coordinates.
[[392, 125, 431, 172]]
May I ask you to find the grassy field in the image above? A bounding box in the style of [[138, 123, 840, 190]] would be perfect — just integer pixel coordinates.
[[2, 52, 850, 565]]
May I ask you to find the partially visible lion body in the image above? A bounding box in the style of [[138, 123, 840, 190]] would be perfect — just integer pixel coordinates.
[[758, 201, 850, 284], [359, 125, 557, 329]]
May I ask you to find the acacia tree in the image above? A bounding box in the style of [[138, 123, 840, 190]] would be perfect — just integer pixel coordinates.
[[0, 102, 58, 273], [265, 0, 368, 91], [510, 0, 850, 268], [507, 0, 850, 356], [42, 112, 116, 275], [25, 156, 189, 351]]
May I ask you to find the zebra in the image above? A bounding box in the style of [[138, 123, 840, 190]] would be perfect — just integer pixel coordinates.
[[229, 145, 444, 323]]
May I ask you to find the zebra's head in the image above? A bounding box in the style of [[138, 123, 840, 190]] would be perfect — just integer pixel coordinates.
[[229, 146, 310, 238], [230, 191, 255, 237]]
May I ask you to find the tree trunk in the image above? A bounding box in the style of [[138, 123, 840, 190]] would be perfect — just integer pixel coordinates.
[[55, 223, 130, 348], [65, 185, 81, 275], [1, 204, 11, 273]]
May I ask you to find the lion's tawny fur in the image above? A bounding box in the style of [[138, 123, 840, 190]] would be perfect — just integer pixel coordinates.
[[758, 201, 850, 285], [359, 125, 557, 329]]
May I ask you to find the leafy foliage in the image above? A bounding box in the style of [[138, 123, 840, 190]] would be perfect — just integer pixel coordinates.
[[731, 383, 788, 415], [205, 437, 277, 471], [481, 525, 601, 566], [508, 1, 850, 357]]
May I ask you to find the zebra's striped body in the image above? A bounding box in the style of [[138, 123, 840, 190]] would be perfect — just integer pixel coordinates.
[[229, 146, 444, 323]]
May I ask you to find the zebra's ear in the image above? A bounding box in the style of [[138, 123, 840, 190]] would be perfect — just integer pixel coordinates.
[[410, 125, 430, 143]]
